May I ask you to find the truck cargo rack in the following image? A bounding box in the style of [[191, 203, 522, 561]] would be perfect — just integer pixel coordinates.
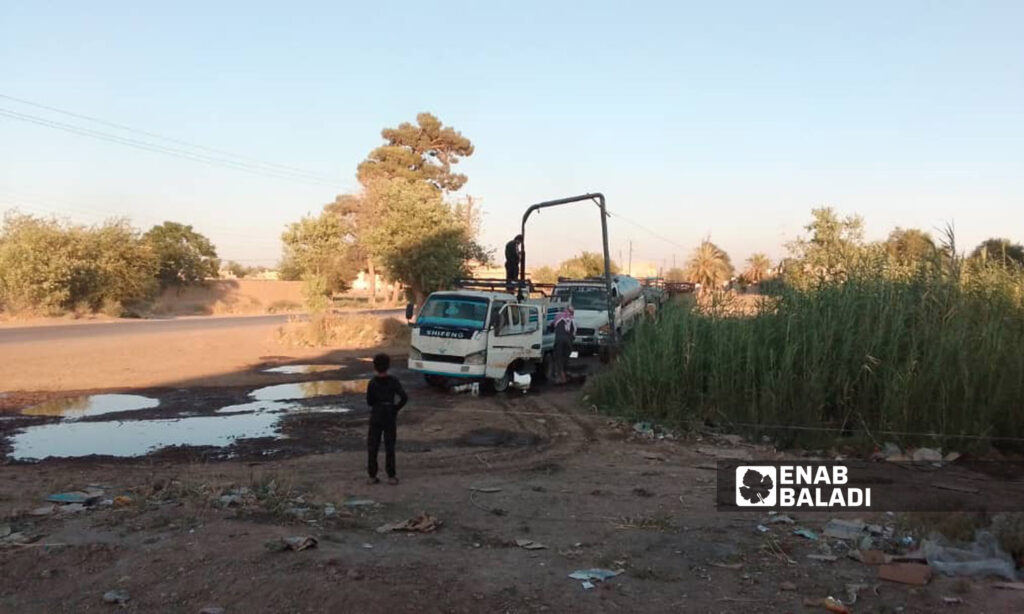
[[453, 278, 556, 296]]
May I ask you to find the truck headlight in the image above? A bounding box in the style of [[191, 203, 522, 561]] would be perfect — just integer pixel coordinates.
[[464, 350, 486, 365], [409, 347, 422, 361]]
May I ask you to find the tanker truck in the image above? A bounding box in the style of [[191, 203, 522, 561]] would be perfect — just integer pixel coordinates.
[[552, 274, 647, 357]]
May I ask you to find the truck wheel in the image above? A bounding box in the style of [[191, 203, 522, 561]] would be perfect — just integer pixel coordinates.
[[424, 375, 447, 389], [486, 369, 511, 394], [535, 352, 551, 383]]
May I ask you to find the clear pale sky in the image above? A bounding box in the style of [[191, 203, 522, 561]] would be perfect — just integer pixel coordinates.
[[1, 1, 1021, 270]]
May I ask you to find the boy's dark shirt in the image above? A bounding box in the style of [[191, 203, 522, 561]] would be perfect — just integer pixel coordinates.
[[366, 374, 408, 422]]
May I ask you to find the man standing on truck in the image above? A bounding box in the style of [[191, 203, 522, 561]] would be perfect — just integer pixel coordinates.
[[551, 305, 576, 384], [504, 234, 523, 290]]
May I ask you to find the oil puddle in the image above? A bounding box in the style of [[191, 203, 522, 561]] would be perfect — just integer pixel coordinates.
[[456, 428, 540, 447], [262, 364, 342, 375], [21, 394, 159, 419], [250, 380, 367, 402], [8, 413, 280, 460]]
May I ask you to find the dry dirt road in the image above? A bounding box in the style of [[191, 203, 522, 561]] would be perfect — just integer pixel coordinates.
[[1, 355, 1019, 613]]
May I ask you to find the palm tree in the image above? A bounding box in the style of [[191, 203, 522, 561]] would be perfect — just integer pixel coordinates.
[[744, 253, 772, 284], [685, 240, 735, 294]]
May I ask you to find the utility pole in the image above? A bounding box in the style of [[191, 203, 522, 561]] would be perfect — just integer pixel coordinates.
[[628, 240, 633, 276]]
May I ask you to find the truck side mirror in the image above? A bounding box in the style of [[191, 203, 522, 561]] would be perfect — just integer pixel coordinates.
[[405, 303, 415, 321]]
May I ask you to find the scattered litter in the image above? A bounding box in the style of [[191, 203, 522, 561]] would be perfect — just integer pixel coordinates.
[[823, 519, 866, 540], [912, 447, 943, 462], [343, 499, 376, 508], [923, 531, 1018, 581], [779, 581, 797, 591], [568, 569, 622, 584], [793, 528, 819, 541], [581, 580, 595, 590], [47, 491, 101, 505], [802, 597, 850, 614], [859, 535, 874, 551], [709, 561, 743, 570], [806, 554, 838, 562], [451, 382, 481, 396], [992, 582, 1024, 591], [112, 496, 132, 508], [515, 539, 547, 550], [931, 481, 980, 495], [878, 562, 933, 585], [633, 422, 655, 437], [756, 524, 770, 533], [102, 590, 130, 605], [767, 515, 795, 525], [29, 506, 56, 516], [59, 503, 86, 514], [851, 549, 890, 565], [323, 505, 337, 518], [469, 486, 502, 493], [265, 536, 318, 552], [361, 543, 373, 549], [844, 583, 869, 605], [882, 442, 902, 458], [375, 512, 441, 534], [942, 596, 964, 604]]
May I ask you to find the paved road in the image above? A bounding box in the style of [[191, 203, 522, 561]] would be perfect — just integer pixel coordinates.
[[0, 309, 405, 345]]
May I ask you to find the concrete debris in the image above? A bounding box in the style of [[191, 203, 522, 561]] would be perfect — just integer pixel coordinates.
[[878, 562, 933, 585], [912, 447, 943, 462]]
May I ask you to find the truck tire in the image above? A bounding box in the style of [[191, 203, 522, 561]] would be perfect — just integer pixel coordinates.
[[535, 352, 551, 383], [484, 369, 511, 394]]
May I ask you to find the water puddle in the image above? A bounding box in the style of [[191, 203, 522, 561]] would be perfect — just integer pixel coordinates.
[[9, 413, 281, 460], [250, 380, 367, 402], [262, 364, 342, 375], [215, 400, 352, 416], [21, 394, 159, 419]]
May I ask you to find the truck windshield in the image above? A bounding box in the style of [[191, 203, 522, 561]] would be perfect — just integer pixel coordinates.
[[417, 295, 490, 329], [554, 286, 608, 311]]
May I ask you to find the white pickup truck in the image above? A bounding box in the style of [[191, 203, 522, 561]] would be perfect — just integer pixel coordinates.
[[407, 289, 565, 392], [552, 275, 647, 355]]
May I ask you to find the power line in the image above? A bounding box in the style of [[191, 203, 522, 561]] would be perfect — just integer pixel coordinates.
[[606, 207, 688, 252], [0, 107, 339, 186], [0, 93, 342, 184]]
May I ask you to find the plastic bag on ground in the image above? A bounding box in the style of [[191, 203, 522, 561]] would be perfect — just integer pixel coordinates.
[[922, 531, 1018, 581]]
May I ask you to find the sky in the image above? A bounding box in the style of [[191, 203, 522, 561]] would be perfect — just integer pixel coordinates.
[[1, 1, 1022, 271]]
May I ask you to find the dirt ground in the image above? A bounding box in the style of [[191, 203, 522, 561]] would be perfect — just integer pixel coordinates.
[[2, 353, 1022, 613]]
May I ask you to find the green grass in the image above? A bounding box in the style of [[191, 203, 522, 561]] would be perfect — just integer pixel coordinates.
[[588, 272, 1024, 451]]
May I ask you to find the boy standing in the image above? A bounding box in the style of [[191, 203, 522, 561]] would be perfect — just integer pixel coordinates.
[[366, 353, 408, 485]]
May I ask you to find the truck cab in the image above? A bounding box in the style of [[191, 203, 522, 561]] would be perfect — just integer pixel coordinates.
[[408, 290, 558, 392], [552, 275, 647, 353]]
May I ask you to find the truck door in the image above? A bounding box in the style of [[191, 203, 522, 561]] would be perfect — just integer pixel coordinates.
[[486, 304, 542, 379]]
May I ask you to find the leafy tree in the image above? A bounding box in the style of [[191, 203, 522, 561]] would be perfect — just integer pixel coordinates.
[[357, 113, 475, 193], [785, 207, 866, 287], [531, 265, 558, 284], [970, 238, 1024, 268], [886, 228, 938, 268], [0, 212, 157, 314], [557, 251, 620, 279], [362, 178, 486, 305], [685, 240, 734, 293], [743, 253, 772, 284], [280, 210, 360, 309], [143, 222, 219, 287]]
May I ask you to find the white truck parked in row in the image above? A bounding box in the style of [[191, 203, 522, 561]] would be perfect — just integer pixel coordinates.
[[552, 275, 647, 356], [407, 288, 567, 392]]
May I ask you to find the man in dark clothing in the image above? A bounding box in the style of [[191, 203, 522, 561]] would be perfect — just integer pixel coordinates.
[[505, 234, 523, 289], [552, 305, 576, 384], [365, 353, 408, 485]]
